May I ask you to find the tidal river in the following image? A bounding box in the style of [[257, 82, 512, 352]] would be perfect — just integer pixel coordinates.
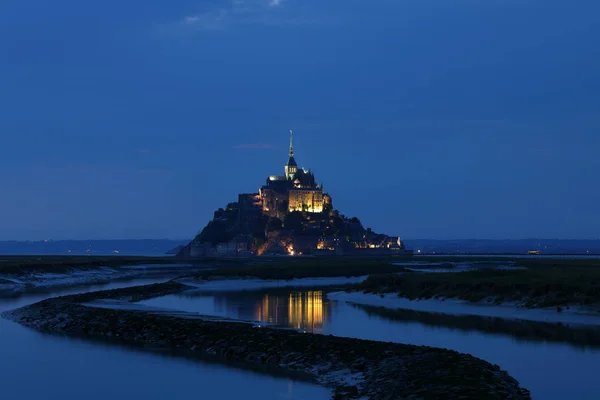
[[139, 287, 600, 400], [0, 280, 329, 400]]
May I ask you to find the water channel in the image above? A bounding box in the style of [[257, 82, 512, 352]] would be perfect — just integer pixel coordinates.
[[140, 286, 600, 400], [0, 279, 329, 400]]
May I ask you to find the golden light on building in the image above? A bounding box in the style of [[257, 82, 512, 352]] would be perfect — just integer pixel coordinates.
[[287, 189, 324, 213], [287, 245, 295, 256]]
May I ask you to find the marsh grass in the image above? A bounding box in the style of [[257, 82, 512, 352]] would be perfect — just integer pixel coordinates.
[[354, 266, 600, 308], [191, 258, 406, 280]]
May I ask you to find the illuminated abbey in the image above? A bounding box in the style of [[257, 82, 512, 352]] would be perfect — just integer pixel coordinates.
[[181, 130, 411, 258], [259, 130, 331, 218]]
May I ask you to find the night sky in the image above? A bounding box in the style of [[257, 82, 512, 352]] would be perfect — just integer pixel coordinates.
[[0, 0, 598, 240]]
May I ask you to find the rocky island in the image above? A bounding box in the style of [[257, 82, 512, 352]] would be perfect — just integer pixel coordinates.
[[178, 130, 412, 258]]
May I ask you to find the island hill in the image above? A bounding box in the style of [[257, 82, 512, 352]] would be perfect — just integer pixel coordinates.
[[179, 131, 412, 258]]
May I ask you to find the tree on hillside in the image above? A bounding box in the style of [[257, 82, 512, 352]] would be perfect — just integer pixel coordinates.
[[267, 217, 283, 232], [197, 220, 235, 244], [283, 211, 305, 232]]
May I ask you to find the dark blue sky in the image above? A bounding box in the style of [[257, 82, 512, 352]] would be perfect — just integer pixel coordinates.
[[1, 0, 599, 240]]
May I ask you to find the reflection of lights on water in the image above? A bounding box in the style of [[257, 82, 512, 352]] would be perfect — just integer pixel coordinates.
[[256, 295, 281, 324], [254, 291, 327, 333], [288, 291, 324, 332]]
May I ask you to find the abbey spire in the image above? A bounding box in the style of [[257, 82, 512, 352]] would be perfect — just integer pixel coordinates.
[[284, 129, 298, 179]]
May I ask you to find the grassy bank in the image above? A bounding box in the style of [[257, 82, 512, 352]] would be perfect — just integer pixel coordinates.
[[410, 255, 600, 267], [0, 255, 194, 275], [353, 266, 600, 309], [0, 255, 409, 280], [190, 258, 406, 280]]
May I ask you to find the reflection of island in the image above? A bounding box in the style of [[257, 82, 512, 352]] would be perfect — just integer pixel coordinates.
[[212, 290, 331, 333]]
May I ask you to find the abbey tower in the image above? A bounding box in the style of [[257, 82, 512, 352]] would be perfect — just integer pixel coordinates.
[[259, 130, 329, 218]]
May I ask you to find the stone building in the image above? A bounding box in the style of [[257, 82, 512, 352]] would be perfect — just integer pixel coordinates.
[[258, 130, 327, 218], [288, 188, 324, 213]]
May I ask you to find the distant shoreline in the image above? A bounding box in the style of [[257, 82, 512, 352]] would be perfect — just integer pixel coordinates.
[[2, 238, 600, 257]]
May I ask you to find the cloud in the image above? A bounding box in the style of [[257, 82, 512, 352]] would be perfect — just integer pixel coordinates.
[[177, 9, 230, 31], [184, 16, 200, 24], [159, 0, 326, 34], [234, 143, 277, 149], [41, 164, 173, 176]]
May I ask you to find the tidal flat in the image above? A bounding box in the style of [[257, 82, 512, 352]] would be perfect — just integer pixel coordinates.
[[7, 255, 600, 399], [0, 256, 213, 295], [4, 281, 530, 399], [0, 278, 330, 400]]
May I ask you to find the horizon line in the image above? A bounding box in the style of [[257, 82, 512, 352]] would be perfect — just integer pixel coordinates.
[[1, 238, 600, 242]]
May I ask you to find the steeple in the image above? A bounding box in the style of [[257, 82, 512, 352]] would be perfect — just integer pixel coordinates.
[[289, 129, 294, 158], [284, 129, 298, 179]]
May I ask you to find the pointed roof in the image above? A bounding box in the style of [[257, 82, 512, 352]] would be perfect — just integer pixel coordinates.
[[286, 129, 298, 167], [287, 155, 297, 167]]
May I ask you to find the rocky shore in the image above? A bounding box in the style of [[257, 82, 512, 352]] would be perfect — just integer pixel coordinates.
[[3, 282, 531, 399]]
